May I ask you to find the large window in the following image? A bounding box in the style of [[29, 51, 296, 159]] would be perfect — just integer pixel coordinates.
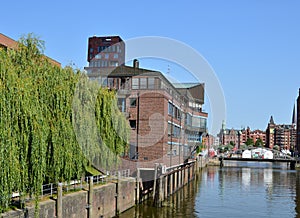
[[185, 113, 192, 126], [131, 77, 158, 90], [132, 78, 139, 89], [168, 122, 181, 138], [117, 98, 126, 112], [140, 78, 147, 89], [148, 77, 155, 89]]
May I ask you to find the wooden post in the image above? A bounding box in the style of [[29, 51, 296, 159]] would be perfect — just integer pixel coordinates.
[[170, 173, 173, 195], [57, 183, 62, 218], [136, 168, 140, 204], [178, 170, 181, 189], [152, 163, 159, 202], [159, 175, 164, 206], [164, 175, 168, 198], [88, 176, 93, 218], [174, 171, 177, 192]]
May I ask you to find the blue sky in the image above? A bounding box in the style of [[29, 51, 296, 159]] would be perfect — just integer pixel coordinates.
[[1, 0, 300, 135]]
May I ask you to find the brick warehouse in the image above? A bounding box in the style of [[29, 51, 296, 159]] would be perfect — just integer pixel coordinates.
[[0, 33, 61, 67], [85, 35, 208, 167]]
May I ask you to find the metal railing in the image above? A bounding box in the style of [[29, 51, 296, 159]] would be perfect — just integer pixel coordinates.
[[11, 169, 131, 201]]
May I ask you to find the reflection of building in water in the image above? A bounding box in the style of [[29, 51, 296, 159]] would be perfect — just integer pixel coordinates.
[[242, 168, 251, 189]]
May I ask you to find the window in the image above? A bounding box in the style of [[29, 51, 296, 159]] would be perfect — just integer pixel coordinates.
[[113, 53, 119, 59], [130, 98, 137, 107], [110, 61, 118, 67], [117, 98, 126, 112], [95, 54, 101, 59], [132, 78, 139, 89], [130, 120, 136, 129], [108, 78, 114, 88], [177, 110, 181, 120], [168, 102, 173, 115], [200, 118, 207, 129], [168, 123, 172, 136], [140, 78, 147, 89], [148, 77, 155, 89], [104, 54, 109, 59], [185, 113, 192, 126]]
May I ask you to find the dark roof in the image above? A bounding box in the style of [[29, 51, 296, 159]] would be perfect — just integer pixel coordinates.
[[174, 83, 205, 104], [110, 65, 158, 77], [85, 65, 159, 77]]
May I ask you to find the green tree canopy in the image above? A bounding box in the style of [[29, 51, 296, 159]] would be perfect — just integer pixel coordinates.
[[0, 34, 129, 214], [245, 138, 254, 146], [254, 138, 264, 147]]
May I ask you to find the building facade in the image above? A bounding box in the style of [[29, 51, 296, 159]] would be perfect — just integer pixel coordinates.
[[85, 36, 208, 167], [87, 35, 125, 68], [218, 123, 266, 148], [87, 63, 208, 167], [265, 115, 296, 151]]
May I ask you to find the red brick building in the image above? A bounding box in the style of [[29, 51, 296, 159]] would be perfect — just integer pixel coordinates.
[[87, 35, 125, 68], [85, 35, 208, 167], [218, 122, 266, 148], [86, 64, 208, 167], [0, 33, 61, 67], [265, 115, 296, 150]]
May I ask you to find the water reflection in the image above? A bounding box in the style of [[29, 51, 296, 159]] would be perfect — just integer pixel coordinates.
[[120, 162, 300, 218], [120, 172, 201, 218]]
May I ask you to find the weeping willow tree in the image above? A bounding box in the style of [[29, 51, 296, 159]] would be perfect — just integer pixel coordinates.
[[0, 34, 129, 214], [72, 75, 130, 173]]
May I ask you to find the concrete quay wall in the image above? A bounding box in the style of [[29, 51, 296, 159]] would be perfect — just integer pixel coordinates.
[[1, 177, 136, 218]]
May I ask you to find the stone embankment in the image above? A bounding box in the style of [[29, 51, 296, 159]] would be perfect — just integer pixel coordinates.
[[1, 156, 209, 218]]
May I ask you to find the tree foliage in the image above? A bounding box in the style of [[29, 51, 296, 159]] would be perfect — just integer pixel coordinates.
[[0, 34, 129, 214], [245, 138, 254, 146], [254, 138, 264, 147]]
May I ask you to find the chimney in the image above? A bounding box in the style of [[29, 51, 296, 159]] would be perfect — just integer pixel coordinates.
[[133, 59, 139, 68]]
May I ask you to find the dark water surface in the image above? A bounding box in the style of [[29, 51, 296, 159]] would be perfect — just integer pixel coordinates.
[[120, 162, 300, 218]]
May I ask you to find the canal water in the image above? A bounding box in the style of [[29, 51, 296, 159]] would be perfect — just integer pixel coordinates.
[[120, 161, 300, 218]]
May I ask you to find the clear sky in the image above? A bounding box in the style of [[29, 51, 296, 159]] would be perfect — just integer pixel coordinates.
[[1, 0, 300, 135]]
